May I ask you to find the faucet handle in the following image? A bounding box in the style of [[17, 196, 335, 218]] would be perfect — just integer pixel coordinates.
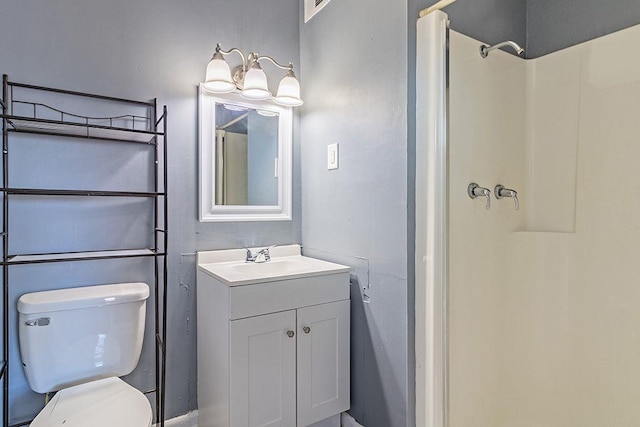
[[255, 245, 275, 262], [245, 245, 276, 262], [468, 183, 491, 210], [495, 184, 519, 211]]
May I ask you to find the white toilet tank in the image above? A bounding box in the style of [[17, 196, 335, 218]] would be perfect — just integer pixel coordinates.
[[18, 282, 149, 394]]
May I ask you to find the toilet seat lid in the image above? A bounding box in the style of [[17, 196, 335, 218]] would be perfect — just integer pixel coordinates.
[[30, 377, 152, 427]]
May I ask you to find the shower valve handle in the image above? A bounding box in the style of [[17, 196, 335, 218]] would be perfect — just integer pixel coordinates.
[[495, 184, 519, 211], [468, 183, 491, 209]]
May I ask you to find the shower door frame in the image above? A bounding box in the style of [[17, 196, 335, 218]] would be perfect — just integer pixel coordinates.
[[415, 10, 449, 427]]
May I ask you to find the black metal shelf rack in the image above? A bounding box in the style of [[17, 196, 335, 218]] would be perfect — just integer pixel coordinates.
[[0, 75, 168, 427]]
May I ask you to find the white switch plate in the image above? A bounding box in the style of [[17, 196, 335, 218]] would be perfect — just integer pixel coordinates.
[[327, 143, 338, 170]]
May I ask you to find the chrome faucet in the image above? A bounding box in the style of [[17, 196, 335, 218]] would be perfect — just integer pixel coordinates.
[[245, 245, 275, 263]]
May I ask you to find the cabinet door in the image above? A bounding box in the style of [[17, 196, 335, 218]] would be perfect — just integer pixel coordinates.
[[297, 300, 350, 426], [230, 310, 297, 427]]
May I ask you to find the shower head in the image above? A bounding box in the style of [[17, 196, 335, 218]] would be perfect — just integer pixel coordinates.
[[479, 41, 525, 58]]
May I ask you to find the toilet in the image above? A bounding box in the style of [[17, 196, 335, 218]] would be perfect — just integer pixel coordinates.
[[17, 282, 153, 427]]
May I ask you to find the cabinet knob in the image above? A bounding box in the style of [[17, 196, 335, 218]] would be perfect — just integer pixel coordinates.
[[303, 326, 311, 334], [286, 330, 295, 338]]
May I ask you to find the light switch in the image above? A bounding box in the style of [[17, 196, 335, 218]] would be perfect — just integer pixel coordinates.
[[327, 143, 338, 170]]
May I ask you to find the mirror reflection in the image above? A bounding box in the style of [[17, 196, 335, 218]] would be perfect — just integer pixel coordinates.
[[214, 103, 279, 206]]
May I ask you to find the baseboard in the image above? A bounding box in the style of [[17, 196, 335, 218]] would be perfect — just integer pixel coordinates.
[[157, 410, 198, 427]]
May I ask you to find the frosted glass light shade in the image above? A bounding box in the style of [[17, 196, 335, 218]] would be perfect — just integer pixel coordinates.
[[204, 53, 236, 93], [241, 62, 271, 100], [274, 71, 303, 106]]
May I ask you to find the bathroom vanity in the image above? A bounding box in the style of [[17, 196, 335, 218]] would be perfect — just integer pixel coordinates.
[[197, 244, 350, 427]]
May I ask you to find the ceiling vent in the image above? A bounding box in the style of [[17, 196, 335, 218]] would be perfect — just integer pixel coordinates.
[[304, 0, 333, 23]]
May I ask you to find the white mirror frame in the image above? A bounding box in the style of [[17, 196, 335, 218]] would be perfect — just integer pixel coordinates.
[[198, 85, 293, 222]]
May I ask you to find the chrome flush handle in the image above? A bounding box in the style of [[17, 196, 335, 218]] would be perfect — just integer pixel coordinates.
[[25, 317, 50, 327], [495, 184, 519, 210], [468, 183, 491, 210]]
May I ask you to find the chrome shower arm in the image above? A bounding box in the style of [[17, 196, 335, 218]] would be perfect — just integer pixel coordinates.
[[480, 41, 525, 58]]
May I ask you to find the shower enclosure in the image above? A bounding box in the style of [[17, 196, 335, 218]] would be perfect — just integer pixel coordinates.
[[416, 10, 640, 427]]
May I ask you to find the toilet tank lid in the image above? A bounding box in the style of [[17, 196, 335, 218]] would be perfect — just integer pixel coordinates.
[[18, 282, 150, 315]]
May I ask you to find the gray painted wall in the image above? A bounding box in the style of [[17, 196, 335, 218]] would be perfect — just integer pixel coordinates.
[[299, 1, 410, 426], [527, 0, 640, 57], [0, 0, 300, 423], [443, 0, 527, 49]]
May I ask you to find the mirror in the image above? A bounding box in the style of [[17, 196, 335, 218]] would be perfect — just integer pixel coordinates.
[[214, 103, 279, 206], [199, 86, 292, 222]]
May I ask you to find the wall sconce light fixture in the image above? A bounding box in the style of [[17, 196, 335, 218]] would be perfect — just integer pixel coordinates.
[[204, 43, 303, 107]]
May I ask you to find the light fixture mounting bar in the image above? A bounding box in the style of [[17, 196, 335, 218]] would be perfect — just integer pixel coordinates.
[[254, 55, 293, 72]]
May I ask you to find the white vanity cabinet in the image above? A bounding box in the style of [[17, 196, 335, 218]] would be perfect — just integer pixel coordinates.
[[197, 245, 350, 427], [295, 300, 350, 426], [229, 300, 349, 427]]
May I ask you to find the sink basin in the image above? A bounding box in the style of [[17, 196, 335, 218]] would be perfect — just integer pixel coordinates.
[[197, 244, 349, 286], [230, 258, 312, 275]]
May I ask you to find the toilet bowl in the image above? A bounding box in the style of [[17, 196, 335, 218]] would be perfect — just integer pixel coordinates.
[[30, 377, 152, 427], [18, 283, 152, 426]]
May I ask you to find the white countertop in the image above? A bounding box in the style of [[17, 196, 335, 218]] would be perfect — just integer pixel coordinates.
[[197, 244, 350, 286]]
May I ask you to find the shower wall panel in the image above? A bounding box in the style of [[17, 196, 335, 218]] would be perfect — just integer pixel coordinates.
[[449, 22, 640, 427], [505, 23, 640, 426], [525, 49, 581, 232], [448, 30, 527, 427]]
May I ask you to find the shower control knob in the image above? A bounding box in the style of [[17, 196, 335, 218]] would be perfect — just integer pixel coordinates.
[[495, 184, 519, 211], [468, 183, 491, 210], [286, 330, 295, 338]]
